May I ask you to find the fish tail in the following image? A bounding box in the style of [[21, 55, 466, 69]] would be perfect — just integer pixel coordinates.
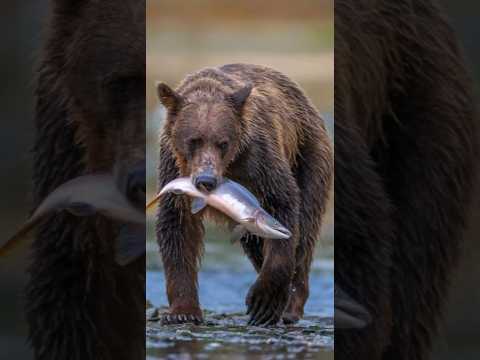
[[0, 218, 38, 257], [146, 193, 161, 211]]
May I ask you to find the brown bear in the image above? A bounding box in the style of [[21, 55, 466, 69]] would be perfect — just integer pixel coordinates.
[[27, 1, 145, 359], [335, 1, 477, 359], [156, 63, 333, 326]]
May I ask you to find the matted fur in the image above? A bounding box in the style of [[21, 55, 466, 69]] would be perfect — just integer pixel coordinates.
[[27, 1, 145, 359], [335, 1, 477, 359], [156, 64, 333, 325]]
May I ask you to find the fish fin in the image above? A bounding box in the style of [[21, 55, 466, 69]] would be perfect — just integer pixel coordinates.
[[65, 202, 97, 217], [115, 224, 146, 266], [230, 225, 247, 244], [241, 217, 255, 223], [335, 310, 370, 329], [191, 198, 207, 215], [0, 217, 41, 257], [335, 287, 372, 329]]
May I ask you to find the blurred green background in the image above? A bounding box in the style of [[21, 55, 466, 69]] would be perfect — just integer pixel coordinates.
[[0, 2, 47, 359], [433, 3, 480, 359]]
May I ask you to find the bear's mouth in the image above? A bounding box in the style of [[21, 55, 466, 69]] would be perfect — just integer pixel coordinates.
[[275, 226, 292, 238], [191, 166, 221, 193], [115, 161, 146, 208]]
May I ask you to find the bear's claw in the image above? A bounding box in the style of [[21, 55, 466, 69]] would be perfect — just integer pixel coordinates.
[[246, 279, 289, 326], [160, 313, 203, 325], [282, 312, 301, 325]]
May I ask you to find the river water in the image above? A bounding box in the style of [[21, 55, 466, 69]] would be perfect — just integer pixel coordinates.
[[146, 225, 334, 360]]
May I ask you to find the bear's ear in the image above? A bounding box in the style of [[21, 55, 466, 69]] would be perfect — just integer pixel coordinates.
[[157, 82, 182, 113], [229, 85, 252, 112]]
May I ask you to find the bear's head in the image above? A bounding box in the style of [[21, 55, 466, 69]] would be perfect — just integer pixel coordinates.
[[157, 82, 252, 191], [54, 0, 146, 207]]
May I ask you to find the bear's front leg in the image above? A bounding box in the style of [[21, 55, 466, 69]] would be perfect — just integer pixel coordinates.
[[245, 171, 300, 326], [156, 193, 205, 325]]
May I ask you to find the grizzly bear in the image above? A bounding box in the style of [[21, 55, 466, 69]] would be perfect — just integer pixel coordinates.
[[28, 1, 145, 359], [335, 1, 477, 359], [156, 63, 333, 326]]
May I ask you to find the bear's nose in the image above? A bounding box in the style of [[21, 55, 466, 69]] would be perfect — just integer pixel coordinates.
[[126, 164, 146, 205], [194, 174, 218, 192]]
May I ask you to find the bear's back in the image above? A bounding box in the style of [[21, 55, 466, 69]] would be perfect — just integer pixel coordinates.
[[177, 63, 327, 167]]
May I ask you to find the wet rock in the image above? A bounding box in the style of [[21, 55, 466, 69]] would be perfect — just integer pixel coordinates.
[[146, 307, 159, 321], [146, 306, 334, 358], [146, 299, 154, 309]]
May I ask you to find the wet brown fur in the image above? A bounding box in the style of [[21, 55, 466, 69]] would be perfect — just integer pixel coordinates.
[[336, 1, 477, 359], [27, 1, 145, 359], [156, 63, 333, 325]]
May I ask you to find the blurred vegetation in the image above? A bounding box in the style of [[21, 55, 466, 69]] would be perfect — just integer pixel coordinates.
[[432, 2, 480, 359], [0, 2, 48, 359], [146, 0, 334, 265]]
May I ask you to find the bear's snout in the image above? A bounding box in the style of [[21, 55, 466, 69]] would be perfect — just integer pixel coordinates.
[[194, 172, 218, 192]]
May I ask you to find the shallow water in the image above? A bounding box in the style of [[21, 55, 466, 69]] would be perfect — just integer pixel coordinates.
[[146, 231, 334, 359], [147, 310, 333, 360], [146, 262, 333, 318]]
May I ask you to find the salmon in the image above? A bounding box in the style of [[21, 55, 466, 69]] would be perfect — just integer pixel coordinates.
[[147, 177, 292, 241], [0, 173, 145, 262]]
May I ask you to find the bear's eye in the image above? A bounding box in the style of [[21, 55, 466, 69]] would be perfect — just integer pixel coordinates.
[[187, 138, 203, 153], [217, 141, 229, 154]]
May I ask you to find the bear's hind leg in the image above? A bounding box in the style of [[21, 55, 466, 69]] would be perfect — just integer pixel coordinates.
[[283, 131, 333, 324], [283, 260, 311, 324]]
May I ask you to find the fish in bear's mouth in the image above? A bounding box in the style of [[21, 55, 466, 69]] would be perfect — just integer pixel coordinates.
[[0, 173, 146, 265]]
